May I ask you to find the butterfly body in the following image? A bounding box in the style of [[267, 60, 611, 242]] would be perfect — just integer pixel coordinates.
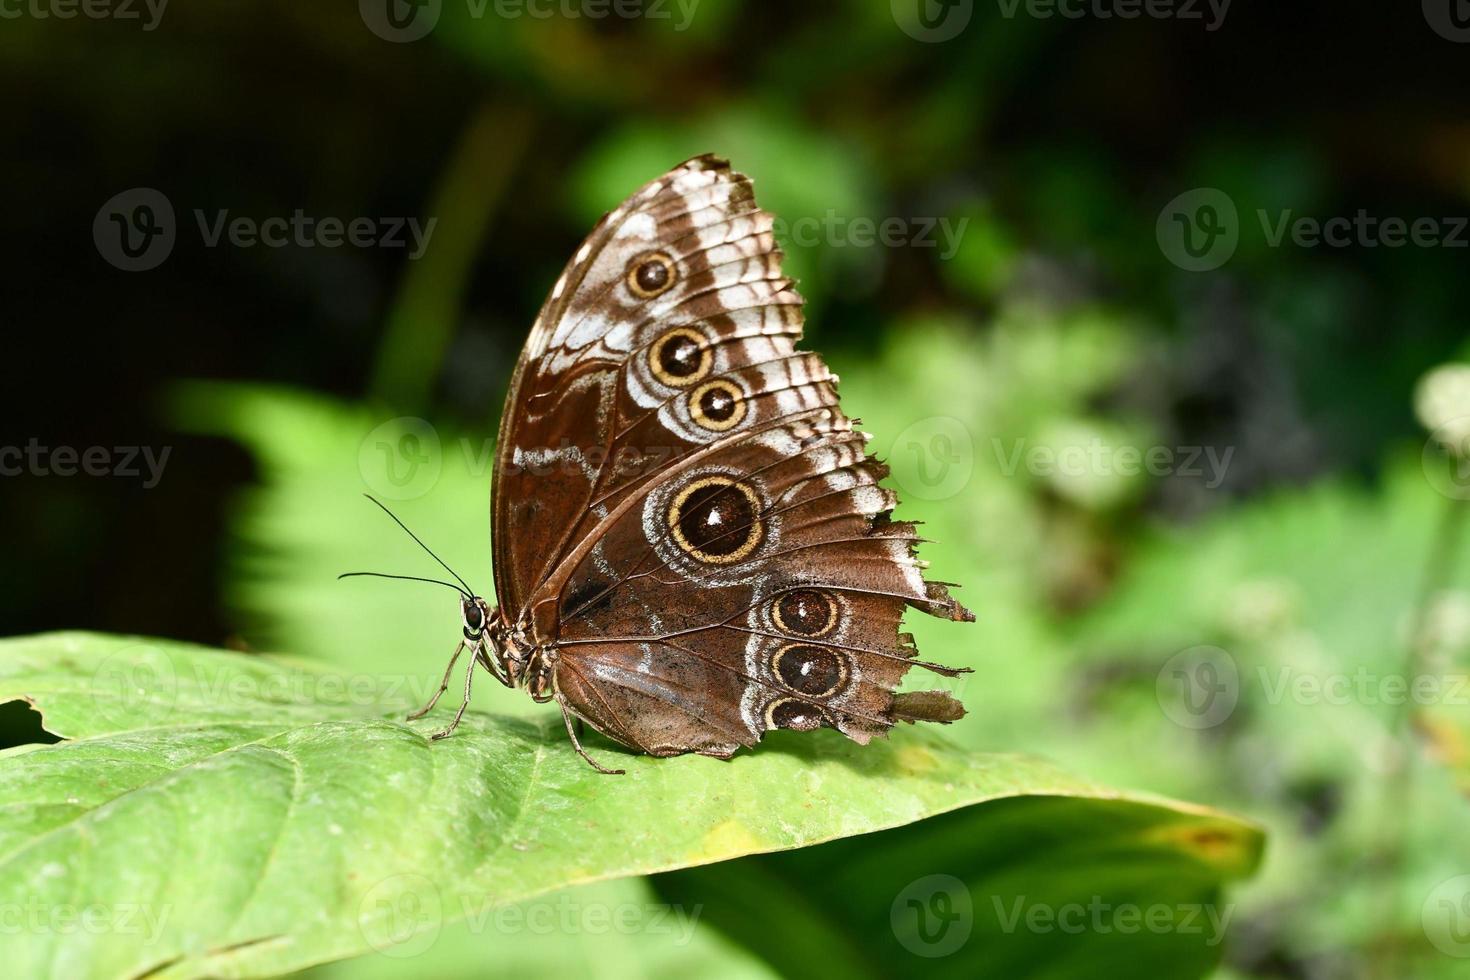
[[395, 155, 972, 772]]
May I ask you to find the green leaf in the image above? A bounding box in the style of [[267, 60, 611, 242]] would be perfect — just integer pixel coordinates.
[[656, 795, 1259, 980], [0, 632, 1261, 979]]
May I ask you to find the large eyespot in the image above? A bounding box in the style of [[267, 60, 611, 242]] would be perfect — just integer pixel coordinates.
[[764, 697, 827, 732], [668, 476, 764, 564], [627, 251, 677, 299], [771, 589, 839, 638], [688, 378, 746, 432], [772, 644, 849, 698], [649, 327, 711, 387]]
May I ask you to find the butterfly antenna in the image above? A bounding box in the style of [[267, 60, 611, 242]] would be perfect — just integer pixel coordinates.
[[337, 572, 472, 599], [359, 494, 477, 597]]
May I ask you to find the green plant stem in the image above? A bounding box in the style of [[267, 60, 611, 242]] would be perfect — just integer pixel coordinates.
[[1375, 491, 1467, 973]]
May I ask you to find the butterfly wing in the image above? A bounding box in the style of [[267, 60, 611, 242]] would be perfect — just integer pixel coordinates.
[[541, 410, 971, 757], [493, 155, 971, 759], [491, 155, 803, 614]]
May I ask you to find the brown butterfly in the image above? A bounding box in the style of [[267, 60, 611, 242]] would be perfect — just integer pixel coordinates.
[[355, 155, 972, 773]]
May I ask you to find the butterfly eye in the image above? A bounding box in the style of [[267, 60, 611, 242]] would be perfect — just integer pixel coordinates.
[[688, 379, 747, 431], [627, 251, 677, 299], [462, 600, 485, 633], [771, 589, 839, 637], [667, 475, 765, 563], [649, 327, 711, 386], [772, 644, 850, 698]]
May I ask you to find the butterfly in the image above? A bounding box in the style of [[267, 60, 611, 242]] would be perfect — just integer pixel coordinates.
[[350, 155, 972, 773]]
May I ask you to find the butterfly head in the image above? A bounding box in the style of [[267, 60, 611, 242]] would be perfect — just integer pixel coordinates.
[[460, 595, 491, 642]]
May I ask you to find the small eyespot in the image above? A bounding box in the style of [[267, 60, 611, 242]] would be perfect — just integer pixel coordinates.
[[649, 327, 711, 387], [764, 697, 827, 732], [771, 589, 839, 638], [667, 476, 764, 564], [688, 379, 746, 431], [627, 251, 676, 299], [772, 644, 849, 698]]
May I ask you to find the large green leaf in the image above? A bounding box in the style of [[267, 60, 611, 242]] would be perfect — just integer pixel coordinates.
[[0, 632, 1261, 979]]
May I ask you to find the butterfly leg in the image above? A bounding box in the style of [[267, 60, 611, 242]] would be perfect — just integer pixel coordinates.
[[555, 693, 625, 775], [429, 644, 478, 740], [406, 639, 465, 721]]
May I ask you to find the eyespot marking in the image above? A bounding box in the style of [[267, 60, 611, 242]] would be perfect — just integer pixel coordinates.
[[688, 378, 746, 431], [771, 589, 839, 638], [627, 251, 677, 299], [764, 697, 827, 732], [667, 476, 764, 563], [649, 327, 711, 386], [771, 644, 849, 698]]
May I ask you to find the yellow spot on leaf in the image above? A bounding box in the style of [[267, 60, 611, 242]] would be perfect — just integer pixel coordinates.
[[699, 820, 762, 859], [895, 745, 938, 774]]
